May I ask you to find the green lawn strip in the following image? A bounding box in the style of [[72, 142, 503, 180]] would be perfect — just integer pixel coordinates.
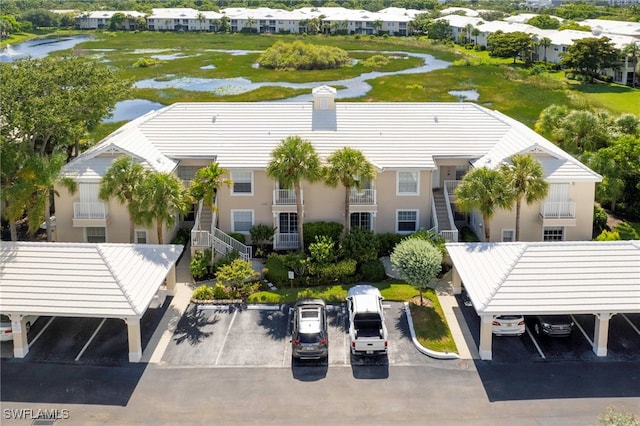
[[247, 281, 457, 354], [566, 82, 640, 117]]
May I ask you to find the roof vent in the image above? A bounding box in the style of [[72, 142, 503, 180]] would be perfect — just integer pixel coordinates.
[[434, 116, 439, 123], [312, 85, 337, 111], [212, 114, 217, 123]]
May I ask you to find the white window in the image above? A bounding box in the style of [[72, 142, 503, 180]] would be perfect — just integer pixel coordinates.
[[232, 210, 253, 233], [396, 210, 418, 233], [231, 171, 253, 195], [177, 166, 198, 183], [397, 171, 419, 195], [501, 229, 515, 242], [543, 227, 564, 241], [350, 212, 372, 230], [279, 212, 297, 234], [86, 227, 106, 243], [135, 230, 147, 244]]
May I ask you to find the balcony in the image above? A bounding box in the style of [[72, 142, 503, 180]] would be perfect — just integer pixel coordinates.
[[73, 202, 108, 227], [273, 189, 302, 211], [274, 233, 299, 250], [540, 201, 577, 227], [349, 188, 376, 205]]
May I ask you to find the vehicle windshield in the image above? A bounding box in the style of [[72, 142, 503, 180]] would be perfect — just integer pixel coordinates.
[[299, 332, 322, 344]]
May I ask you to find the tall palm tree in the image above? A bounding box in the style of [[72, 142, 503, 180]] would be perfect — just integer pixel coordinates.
[[622, 43, 639, 88], [21, 153, 77, 241], [455, 167, 513, 242], [133, 171, 189, 244], [99, 156, 147, 243], [539, 37, 551, 62], [324, 147, 375, 233], [500, 154, 549, 241], [266, 136, 322, 251], [189, 161, 232, 212], [472, 27, 480, 46]]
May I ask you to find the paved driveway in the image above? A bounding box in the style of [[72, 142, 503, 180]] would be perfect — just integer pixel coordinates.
[[161, 301, 432, 367]]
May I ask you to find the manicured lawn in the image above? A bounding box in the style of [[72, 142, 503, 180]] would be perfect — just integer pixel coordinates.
[[247, 281, 458, 354]]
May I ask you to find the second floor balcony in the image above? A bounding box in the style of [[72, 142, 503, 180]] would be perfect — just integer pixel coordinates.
[[273, 189, 303, 210], [349, 188, 376, 205], [73, 201, 108, 227]]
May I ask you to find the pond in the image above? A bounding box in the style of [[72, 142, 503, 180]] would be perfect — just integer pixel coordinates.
[[0, 35, 92, 62], [104, 99, 165, 123], [134, 50, 452, 101], [448, 89, 480, 102]]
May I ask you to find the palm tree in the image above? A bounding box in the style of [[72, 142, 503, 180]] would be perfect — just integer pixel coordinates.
[[324, 147, 375, 233], [622, 43, 639, 88], [539, 37, 551, 62], [133, 171, 189, 244], [99, 156, 147, 243], [472, 27, 480, 46], [500, 154, 549, 241], [245, 17, 255, 33], [454, 167, 513, 242], [21, 153, 77, 241], [266, 136, 322, 251], [189, 162, 232, 212], [196, 12, 206, 31]]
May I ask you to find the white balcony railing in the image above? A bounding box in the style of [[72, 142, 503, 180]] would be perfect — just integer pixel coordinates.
[[73, 202, 107, 219], [273, 189, 301, 205], [349, 189, 376, 205], [274, 233, 299, 250], [540, 201, 576, 219], [444, 180, 461, 202]]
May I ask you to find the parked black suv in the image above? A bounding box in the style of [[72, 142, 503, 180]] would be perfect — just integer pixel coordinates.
[[527, 315, 574, 337], [291, 299, 328, 360]]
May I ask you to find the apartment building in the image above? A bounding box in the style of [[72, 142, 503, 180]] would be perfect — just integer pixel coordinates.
[[55, 86, 600, 258]]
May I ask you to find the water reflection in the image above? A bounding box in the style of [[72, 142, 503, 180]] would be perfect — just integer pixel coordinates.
[[449, 89, 479, 102], [105, 99, 165, 123], [0, 36, 92, 62]]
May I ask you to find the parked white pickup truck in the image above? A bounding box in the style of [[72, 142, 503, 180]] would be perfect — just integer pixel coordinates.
[[346, 285, 388, 356]]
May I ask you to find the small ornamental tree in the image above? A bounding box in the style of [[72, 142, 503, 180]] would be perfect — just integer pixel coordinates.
[[390, 238, 442, 306], [216, 259, 259, 290]]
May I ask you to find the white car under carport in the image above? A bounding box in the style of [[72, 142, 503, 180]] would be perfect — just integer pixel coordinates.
[[446, 240, 640, 361], [0, 242, 183, 362]]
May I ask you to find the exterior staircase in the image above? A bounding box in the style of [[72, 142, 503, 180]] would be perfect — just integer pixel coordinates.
[[433, 188, 459, 242], [190, 200, 252, 260]]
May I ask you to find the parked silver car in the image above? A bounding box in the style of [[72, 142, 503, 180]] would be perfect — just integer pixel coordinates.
[[291, 299, 328, 360], [0, 314, 39, 342]]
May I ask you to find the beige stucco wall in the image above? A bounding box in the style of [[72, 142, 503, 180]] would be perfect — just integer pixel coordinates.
[[490, 181, 596, 242]]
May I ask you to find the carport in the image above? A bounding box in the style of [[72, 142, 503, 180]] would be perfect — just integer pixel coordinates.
[[446, 241, 640, 361], [0, 242, 183, 362]]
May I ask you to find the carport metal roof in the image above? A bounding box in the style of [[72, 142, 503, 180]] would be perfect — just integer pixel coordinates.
[[0, 242, 183, 318], [445, 240, 640, 315]]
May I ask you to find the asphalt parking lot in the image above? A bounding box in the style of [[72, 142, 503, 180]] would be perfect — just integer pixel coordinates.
[[161, 301, 430, 368], [456, 294, 640, 362], [0, 298, 171, 365]]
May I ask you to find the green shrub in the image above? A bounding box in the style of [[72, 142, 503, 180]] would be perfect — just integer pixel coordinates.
[[190, 250, 210, 280], [192, 284, 214, 300], [229, 232, 246, 244], [250, 224, 276, 250], [170, 227, 190, 245], [216, 258, 259, 289], [596, 230, 620, 241], [314, 259, 358, 286], [303, 221, 343, 249], [308, 235, 335, 265], [362, 54, 389, 67], [376, 233, 405, 257], [615, 222, 640, 240], [133, 57, 165, 67], [265, 254, 290, 287], [360, 259, 387, 282], [212, 284, 227, 299], [212, 249, 239, 274], [257, 40, 350, 70], [593, 205, 608, 237], [341, 228, 379, 264]]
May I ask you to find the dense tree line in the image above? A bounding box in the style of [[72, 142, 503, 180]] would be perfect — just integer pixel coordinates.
[[258, 40, 350, 70]]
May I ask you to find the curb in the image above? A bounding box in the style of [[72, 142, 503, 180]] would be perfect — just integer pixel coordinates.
[[404, 302, 460, 360]]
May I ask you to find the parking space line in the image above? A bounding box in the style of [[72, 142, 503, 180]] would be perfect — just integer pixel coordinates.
[[29, 317, 55, 348], [526, 327, 546, 359], [215, 309, 238, 366], [282, 308, 293, 366], [571, 315, 593, 346], [621, 314, 640, 336], [75, 318, 106, 361]]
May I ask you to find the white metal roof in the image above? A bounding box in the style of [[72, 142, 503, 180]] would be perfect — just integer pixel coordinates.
[[446, 241, 640, 316], [0, 242, 183, 318], [67, 99, 592, 182]]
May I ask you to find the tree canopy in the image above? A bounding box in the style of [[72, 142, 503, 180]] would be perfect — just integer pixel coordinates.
[[390, 237, 442, 306], [560, 37, 620, 82], [487, 31, 533, 64], [257, 40, 350, 71]]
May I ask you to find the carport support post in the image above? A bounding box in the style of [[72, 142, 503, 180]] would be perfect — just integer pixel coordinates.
[[165, 264, 177, 296], [593, 312, 612, 357], [9, 314, 29, 358], [479, 315, 493, 361], [126, 317, 142, 362], [451, 266, 462, 295]]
